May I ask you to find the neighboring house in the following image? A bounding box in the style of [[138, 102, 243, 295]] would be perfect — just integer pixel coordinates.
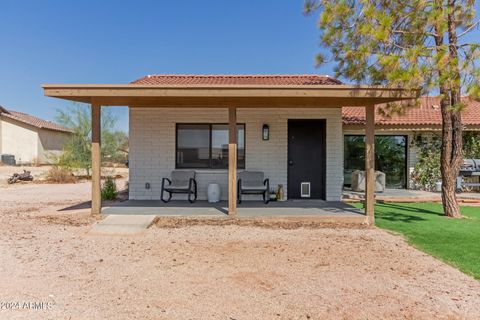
[[342, 97, 480, 189], [0, 106, 71, 165]]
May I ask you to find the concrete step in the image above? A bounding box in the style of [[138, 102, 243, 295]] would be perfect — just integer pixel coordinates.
[[88, 214, 156, 235]]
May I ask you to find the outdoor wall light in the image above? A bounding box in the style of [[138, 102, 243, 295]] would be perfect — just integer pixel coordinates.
[[262, 124, 269, 141]]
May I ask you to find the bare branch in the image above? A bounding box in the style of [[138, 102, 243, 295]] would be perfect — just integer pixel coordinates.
[[391, 29, 438, 37], [349, 6, 365, 29], [457, 43, 480, 48], [385, 40, 437, 52], [458, 20, 480, 38]]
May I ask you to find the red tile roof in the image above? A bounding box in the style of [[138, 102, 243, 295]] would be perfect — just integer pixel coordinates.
[[131, 74, 343, 86], [342, 97, 480, 127], [0, 107, 72, 133]]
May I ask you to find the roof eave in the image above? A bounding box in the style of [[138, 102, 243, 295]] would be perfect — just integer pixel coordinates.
[[42, 83, 419, 90], [42, 84, 420, 107], [1, 113, 72, 133], [342, 123, 480, 131]]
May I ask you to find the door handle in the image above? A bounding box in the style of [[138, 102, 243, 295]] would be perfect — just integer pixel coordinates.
[[289, 160, 293, 165]]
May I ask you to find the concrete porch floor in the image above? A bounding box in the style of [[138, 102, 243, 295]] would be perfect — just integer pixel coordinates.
[[102, 200, 365, 222]]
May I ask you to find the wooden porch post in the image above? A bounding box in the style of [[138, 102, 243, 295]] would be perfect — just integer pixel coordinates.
[[365, 105, 375, 224], [91, 103, 102, 215], [228, 106, 237, 215]]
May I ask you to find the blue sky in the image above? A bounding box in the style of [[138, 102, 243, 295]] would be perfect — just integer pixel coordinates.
[[0, 0, 331, 132], [1, 1, 479, 132]]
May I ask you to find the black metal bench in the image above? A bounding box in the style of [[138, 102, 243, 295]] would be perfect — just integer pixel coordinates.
[[237, 171, 270, 204], [161, 170, 197, 203]]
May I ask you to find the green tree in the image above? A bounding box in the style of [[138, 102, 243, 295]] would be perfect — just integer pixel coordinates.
[[305, 0, 480, 217], [55, 103, 122, 176], [102, 130, 129, 163]]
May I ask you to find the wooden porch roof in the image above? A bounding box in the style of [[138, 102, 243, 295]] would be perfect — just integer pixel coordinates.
[[42, 84, 419, 107]]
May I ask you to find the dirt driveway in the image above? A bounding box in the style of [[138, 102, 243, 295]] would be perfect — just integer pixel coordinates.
[[0, 177, 480, 319]]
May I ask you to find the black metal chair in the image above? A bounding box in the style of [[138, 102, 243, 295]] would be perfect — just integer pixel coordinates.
[[237, 171, 270, 204], [161, 170, 197, 203]]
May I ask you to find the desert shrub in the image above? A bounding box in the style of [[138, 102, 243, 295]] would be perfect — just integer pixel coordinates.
[[101, 176, 117, 200], [31, 157, 41, 167], [45, 166, 77, 183]]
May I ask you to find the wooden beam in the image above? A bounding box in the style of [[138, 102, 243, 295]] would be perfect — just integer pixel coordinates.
[[43, 84, 420, 106], [43, 84, 420, 98], [91, 104, 102, 215], [365, 105, 375, 224], [228, 106, 237, 216], [93, 96, 411, 108]]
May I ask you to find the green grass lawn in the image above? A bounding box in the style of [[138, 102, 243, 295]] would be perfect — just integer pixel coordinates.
[[353, 202, 480, 279]]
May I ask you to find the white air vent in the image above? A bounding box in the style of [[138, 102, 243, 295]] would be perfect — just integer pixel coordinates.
[[301, 182, 311, 198]]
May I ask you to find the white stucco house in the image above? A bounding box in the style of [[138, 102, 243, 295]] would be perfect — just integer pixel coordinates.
[[0, 106, 71, 165], [43, 74, 419, 222]]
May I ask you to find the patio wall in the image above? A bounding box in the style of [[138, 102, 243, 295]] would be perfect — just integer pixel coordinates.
[[128, 107, 344, 201]]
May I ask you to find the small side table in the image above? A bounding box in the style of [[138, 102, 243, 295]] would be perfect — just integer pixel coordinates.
[[207, 183, 221, 203]]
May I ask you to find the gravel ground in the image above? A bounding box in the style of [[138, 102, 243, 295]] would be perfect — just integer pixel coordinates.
[[0, 165, 52, 182], [1, 171, 480, 319]]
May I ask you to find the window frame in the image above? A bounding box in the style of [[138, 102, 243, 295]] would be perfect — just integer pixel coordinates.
[[175, 123, 246, 169], [344, 134, 408, 189]]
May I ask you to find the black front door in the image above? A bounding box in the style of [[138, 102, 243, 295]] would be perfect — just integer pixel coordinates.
[[287, 120, 326, 199]]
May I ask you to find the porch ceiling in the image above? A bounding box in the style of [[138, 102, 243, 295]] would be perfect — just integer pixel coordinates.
[[42, 84, 420, 107]]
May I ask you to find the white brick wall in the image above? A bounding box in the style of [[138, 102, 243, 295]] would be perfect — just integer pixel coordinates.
[[129, 107, 344, 201]]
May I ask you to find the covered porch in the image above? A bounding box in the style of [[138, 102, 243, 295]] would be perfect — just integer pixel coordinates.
[[43, 77, 418, 224]]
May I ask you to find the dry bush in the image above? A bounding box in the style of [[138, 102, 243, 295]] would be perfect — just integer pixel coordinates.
[[45, 166, 77, 183], [31, 157, 41, 167]]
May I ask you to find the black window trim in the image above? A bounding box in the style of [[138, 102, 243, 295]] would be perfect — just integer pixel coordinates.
[[175, 123, 246, 170]]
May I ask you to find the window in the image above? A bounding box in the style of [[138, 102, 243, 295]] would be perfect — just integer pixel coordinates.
[[344, 135, 407, 188], [176, 124, 245, 169]]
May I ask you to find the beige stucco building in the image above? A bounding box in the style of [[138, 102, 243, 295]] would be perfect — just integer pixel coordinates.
[[0, 106, 71, 165]]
